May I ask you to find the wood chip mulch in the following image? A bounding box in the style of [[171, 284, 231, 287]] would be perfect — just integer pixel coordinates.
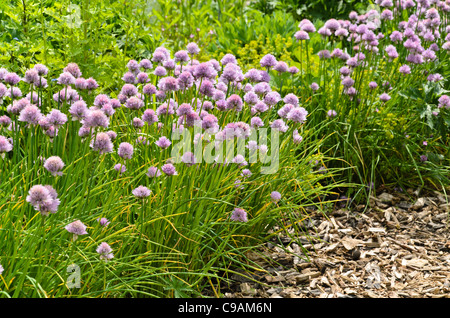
[[206, 190, 450, 298]]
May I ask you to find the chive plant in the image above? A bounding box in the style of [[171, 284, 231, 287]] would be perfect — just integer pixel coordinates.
[[286, 0, 450, 201], [0, 37, 339, 297]]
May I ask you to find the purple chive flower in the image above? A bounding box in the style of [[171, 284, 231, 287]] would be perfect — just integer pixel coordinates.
[[254, 101, 269, 113], [152, 50, 167, 64], [221, 63, 241, 82], [260, 54, 277, 69], [120, 84, 138, 97], [226, 94, 243, 112], [300, 20, 316, 33], [293, 129, 303, 144], [142, 84, 157, 96], [65, 220, 88, 241], [156, 102, 175, 116], [74, 78, 87, 90], [201, 114, 218, 132], [85, 77, 99, 90], [141, 109, 158, 126], [158, 76, 179, 92], [427, 73, 444, 82], [136, 72, 149, 84], [162, 163, 177, 176], [5, 86, 22, 99], [186, 42, 200, 55], [193, 62, 217, 79], [114, 163, 126, 174], [249, 116, 263, 128], [399, 64, 411, 75], [258, 70, 269, 83], [139, 59, 153, 70], [310, 82, 320, 91], [106, 130, 117, 141], [24, 69, 39, 84], [369, 81, 378, 89], [43, 156, 65, 176], [241, 169, 252, 178], [46, 109, 68, 127], [438, 95, 450, 109], [126, 59, 140, 73], [385, 45, 399, 60], [101, 104, 115, 117], [132, 185, 151, 198], [341, 76, 355, 88], [244, 68, 262, 82], [122, 71, 136, 84], [96, 242, 114, 261], [93, 94, 110, 107], [0, 116, 11, 127], [18, 105, 43, 125], [264, 91, 281, 106], [140, 110, 158, 127], [244, 91, 259, 105], [220, 53, 237, 65], [7, 98, 29, 115], [273, 61, 289, 73], [154, 66, 167, 77], [26, 184, 60, 216], [155, 136, 171, 149], [288, 66, 299, 75], [335, 28, 349, 38], [294, 30, 310, 40], [283, 93, 299, 107], [4, 72, 21, 86], [286, 107, 308, 123], [270, 191, 281, 202], [327, 109, 338, 118], [278, 104, 295, 118], [318, 50, 331, 59], [64, 63, 82, 78], [0, 135, 13, 154], [57, 72, 76, 86], [132, 117, 144, 129], [90, 132, 114, 154], [83, 109, 109, 128], [176, 103, 193, 117], [34, 64, 49, 76], [196, 79, 213, 97], [271, 119, 289, 132], [26, 185, 50, 208], [0, 83, 7, 98], [181, 152, 196, 166], [125, 96, 144, 110], [97, 217, 110, 227], [202, 101, 214, 111], [118, 142, 134, 160], [146, 166, 162, 178], [174, 50, 190, 64], [177, 71, 194, 90], [324, 18, 340, 31], [230, 208, 248, 222], [420, 155, 428, 162], [380, 93, 391, 102]]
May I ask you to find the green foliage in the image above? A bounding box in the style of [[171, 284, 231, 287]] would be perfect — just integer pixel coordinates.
[[248, 0, 374, 21], [207, 10, 301, 71]]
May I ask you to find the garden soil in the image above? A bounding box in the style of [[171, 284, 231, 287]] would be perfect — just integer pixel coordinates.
[[206, 189, 450, 298]]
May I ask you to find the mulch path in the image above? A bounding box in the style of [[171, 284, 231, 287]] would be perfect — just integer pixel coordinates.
[[207, 189, 450, 298]]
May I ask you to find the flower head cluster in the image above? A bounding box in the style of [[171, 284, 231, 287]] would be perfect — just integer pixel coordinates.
[[26, 184, 60, 216]]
